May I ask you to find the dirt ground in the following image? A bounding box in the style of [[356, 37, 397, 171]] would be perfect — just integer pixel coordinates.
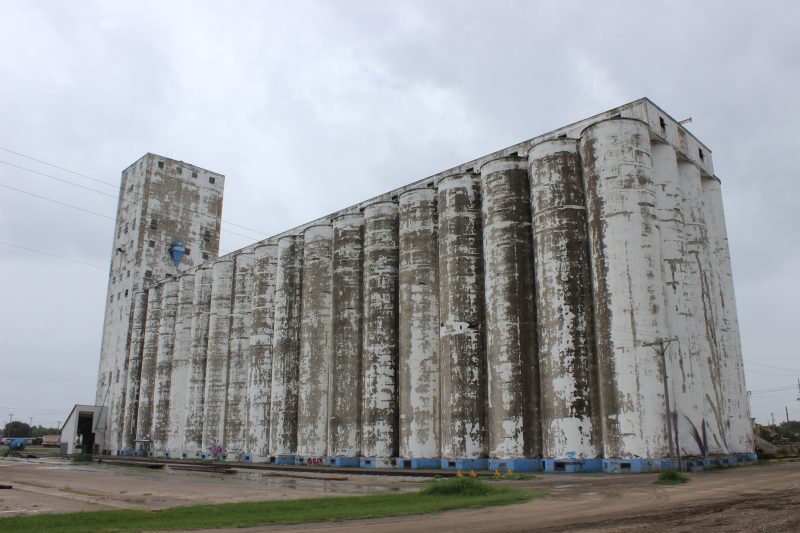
[[1, 456, 799, 532]]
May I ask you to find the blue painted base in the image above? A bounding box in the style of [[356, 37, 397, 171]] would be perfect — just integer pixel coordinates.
[[360, 456, 393, 468], [488, 458, 542, 472], [334, 456, 361, 467], [396, 457, 442, 469], [543, 458, 603, 473], [603, 458, 675, 473], [295, 456, 333, 466], [274, 455, 298, 465], [441, 458, 489, 470]]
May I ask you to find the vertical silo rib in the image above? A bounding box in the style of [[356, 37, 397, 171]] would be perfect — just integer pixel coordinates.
[[652, 144, 719, 456], [580, 118, 670, 460], [480, 155, 540, 465], [437, 173, 486, 466], [269, 235, 304, 460], [528, 139, 601, 462], [297, 226, 333, 459], [247, 244, 278, 459], [121, 291, 148, 452], [680, 162, 729, 455], [398, 188, 440, 464], [184, 267, 212, 456], [701, 176, 751, 454], [135, 285, 162, 446], [361, 201, 400, 466], [201, 259, 234, 454], [224, 252, 255, 458], [166, 273, 195, 456], [151, 279, 178, 454], [330, 213, 365, 462]]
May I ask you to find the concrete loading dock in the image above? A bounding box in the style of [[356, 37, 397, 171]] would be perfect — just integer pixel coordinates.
[[94, 98, 755, 472]]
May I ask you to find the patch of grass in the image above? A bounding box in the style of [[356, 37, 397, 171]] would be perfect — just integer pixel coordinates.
[[702, 464, 731, 473], [422, 477, 498, 496], [0, 480, 539, 533], [655, 470, 689, 485]]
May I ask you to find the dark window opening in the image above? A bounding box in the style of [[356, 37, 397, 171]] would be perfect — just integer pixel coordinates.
[[659, 116, 666, 130], [110, 294, 114, 302], [202, 252, 209, 260], [698, 148, 705, 161], [555, 462, 566, 471], [124, 289, 129, 297], [150, 218, 157, 230], [426, 181, 434, 188], [621, 462, 632, 471], [192, 171, 198, 178], [158, 161, 164, 169], [203, 230, 211, 242], [148, 240, 155, 248], [391, 195, 398, 201], [177, 166, 182, 174], [209, 176, 216, 184], [557, 133, 567, 139], [144, 269, 153, 278], [185, 247, 191, 255]]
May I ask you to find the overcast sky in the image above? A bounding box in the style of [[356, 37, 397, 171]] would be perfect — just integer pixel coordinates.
[[1, 0, 798, 429]]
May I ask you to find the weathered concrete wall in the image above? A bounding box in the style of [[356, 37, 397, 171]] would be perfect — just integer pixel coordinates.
[[398, 188, 440, 459], [297, 226, 333, 458], [201, 259, 234, 452], [580, 118, 670, 459], [166, 273, 195, 455], [97, 153, 224, 453], [270, 235, 304, 457], [480, 156, 540, 460], [361, 201, 400, 462], [679, 162, 729, 455], [184, 267, 212, 454], [701, 177, 751, 453], [223, 253, 255, 457], [151, 280, 179, 453], [99, 100, 752, 463], [135, 285, 161, 442], [651, 144, 722, 456], [121, 291, 148, 450], [528, 139, 600, 459], [437, 173, 486, 460], [330, 214, 365, 458], [246, 244, 277, 458]]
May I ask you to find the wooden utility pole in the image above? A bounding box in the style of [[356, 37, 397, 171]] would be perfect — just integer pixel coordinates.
[[643, 337, 680, 469]]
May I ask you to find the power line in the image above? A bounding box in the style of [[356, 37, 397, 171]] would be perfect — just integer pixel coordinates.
[[0, 159, 119, 199], [1, 161, 265, 243], [744, 359, 800, 373], [0, 183, 117, 221], [0, 240, 106, 270], [0, 146, 120, 189], [0, 147, 272, 237]]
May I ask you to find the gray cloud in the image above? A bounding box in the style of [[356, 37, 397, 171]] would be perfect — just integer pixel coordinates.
[[1, 0, 798, 426]]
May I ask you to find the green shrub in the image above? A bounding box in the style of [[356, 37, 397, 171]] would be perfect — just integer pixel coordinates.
[[655, 470, 688, 484], [421, 477, 499, 497]]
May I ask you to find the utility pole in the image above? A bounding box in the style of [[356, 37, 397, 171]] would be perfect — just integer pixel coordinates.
[[643, 337, 680, 469]]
